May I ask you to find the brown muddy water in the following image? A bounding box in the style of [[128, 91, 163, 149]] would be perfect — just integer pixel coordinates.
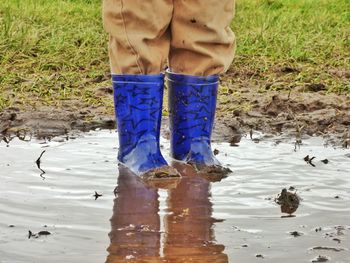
[[0, 130, 350, 263]]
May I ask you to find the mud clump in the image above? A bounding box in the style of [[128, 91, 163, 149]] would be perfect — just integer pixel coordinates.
[[275, 188, 300, 215], [141, 166, 181, 189], [290, 231, 303, 237], [28, 230, 51, 239], [321, 159, 329, 164], [142, 166, 181, 179], [306, 83, 326, 92], [279, 66, 300, 74], [311, 255, 330, 262], [193, 163, 232, 182]]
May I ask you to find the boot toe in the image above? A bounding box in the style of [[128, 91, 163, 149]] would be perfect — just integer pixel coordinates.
[[141, 166, 181, 189]]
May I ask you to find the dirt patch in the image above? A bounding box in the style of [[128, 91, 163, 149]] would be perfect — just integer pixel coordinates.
[[1, 78, 349, 146], [0, 104, 115, 140], [216, 78, 350, 146]]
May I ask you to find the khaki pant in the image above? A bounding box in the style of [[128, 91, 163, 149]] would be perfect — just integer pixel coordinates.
[[103, 0, 236, 76]]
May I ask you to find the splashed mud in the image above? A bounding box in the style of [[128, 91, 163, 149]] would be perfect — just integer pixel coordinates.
[[275, 188, 300, 215], [0, 130, 350, 262]]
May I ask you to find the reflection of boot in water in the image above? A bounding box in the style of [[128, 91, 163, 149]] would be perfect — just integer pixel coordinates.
[[163, 175, 228, 263], [106, 167, 162, 262]]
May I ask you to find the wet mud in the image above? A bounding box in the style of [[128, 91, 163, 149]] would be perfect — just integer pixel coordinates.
[[1, 83, 349, 148], [216, 90, 350, 148], [0, 105, 115, 139], [275, 188, 300, 215], [0, 130, 350, 262]]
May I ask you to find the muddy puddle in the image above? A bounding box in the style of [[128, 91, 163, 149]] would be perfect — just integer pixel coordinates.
[[0, 130, 350, 263]]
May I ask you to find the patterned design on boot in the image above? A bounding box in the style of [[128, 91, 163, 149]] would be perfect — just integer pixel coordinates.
[[112, 74, 168, 174], [166, 71, 224, 168]]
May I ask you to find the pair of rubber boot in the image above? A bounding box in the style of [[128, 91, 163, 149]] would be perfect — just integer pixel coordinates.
[[112, 71, 230, 181]]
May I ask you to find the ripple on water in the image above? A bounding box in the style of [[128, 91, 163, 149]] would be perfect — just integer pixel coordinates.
[[0, 130, 349, 263]]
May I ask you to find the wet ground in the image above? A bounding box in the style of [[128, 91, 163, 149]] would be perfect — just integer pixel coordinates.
[[1, 86, 350, 148], [0, 130, 350, 263]]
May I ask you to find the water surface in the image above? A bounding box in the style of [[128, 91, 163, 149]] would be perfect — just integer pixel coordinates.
[[0, 130, 349, 262]]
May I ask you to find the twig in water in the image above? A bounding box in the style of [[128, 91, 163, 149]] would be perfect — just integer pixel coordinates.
[[35, 150, 46, 179], [304, 155, 316, 167], [93, 191, 102, 200]]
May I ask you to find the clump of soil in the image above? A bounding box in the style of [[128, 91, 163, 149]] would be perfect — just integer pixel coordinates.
[[311, 255, 330, 262], [28, 230, 51, 239], [191, 163, 232, 182], [275, 188, 300, 215], [141, 166, 182, 189], [142, 166, 181, 179], [290, 231, 303, 237]]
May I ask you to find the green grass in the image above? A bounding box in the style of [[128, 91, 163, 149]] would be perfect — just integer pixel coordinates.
[[0, 0, 349, 112], [230, 0, 350, 93], [0, 0, 111, 112]]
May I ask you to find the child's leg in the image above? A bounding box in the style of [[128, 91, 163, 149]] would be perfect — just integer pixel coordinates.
[[103, 0, 173, 74], [169, 0, 236, 76], [103, 0, 179, 179], [167, 0, 235, 179]]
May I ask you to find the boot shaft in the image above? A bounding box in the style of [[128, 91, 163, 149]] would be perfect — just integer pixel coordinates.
[[166, 71, 219, 162], [112, 74, 165, 163]]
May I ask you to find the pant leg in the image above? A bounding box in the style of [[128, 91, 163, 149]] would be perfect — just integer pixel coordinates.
[[103, 0, 173, 74], [169, 0, 236, 76]]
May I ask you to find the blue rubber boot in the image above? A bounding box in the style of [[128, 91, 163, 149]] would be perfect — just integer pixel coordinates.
[[112, 74, 180, 179], [166, 71, 231, 179]]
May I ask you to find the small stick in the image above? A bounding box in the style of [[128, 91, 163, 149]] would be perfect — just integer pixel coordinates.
[[93, 191, 102, 200], [35, 150, 46, 179]]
